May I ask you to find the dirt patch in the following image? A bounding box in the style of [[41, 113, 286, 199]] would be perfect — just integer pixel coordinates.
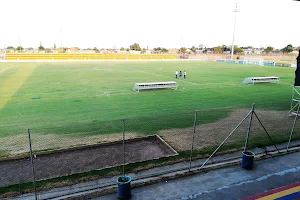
[[1, 132, 143, 156], [0, 135, 177, 187], [160, 109, 297, 151]]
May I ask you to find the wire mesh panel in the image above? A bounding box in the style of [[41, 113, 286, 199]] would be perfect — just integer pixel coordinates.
[[1, 105, 300, 198], [186, 108, 248, 168], [0, 129, 33, 187], [28, 120, 125, 182], [188, 106, 300, 169], [247, 109, 300, 150], [124, 111, 194, 179]]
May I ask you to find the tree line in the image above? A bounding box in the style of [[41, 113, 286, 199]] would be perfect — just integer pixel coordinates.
[[4, 42, 299, 54]]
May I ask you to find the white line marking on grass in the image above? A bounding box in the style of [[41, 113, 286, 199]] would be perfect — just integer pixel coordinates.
[[125, 66, 201, 86], [0, 65, 13, 73], [104, 92, 110, 97]]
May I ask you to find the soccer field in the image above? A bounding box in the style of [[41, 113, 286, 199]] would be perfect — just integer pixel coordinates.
[[0, 61, 295, 137]]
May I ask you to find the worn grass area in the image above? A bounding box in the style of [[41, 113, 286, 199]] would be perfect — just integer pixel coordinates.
[[160, 109, 300, 151]]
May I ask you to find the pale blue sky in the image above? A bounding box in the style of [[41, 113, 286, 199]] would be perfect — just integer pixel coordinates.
[[1, 0, 299, 49]]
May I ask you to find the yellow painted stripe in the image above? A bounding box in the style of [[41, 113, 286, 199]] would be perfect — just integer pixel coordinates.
[[0, 64, 37, 110], [258, 186, 300, 200]]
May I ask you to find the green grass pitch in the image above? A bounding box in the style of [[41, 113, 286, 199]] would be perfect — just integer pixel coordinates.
[[0, 61, 295, 136]]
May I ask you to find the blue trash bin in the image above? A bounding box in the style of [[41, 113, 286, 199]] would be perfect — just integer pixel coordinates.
[[241, 151, 255, 170], [117, 176, 131, 199]]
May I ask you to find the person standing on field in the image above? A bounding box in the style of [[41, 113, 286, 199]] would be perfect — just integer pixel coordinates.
[[184, 70, 186, 79], [175, 70, 178, 79], [179, 70, 182, 78]]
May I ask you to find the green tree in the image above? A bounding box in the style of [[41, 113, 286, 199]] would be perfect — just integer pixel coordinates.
[[129, 43, 141, 51], [233, 45, 244, 54], [161, 48, 168, 53], [38, 42, 45, 51], [16, 46, 24, 51], [190, 46, 196, 53], [93, 47, 99, 53], [141, 48, 146, 54], [213, 46, 222, 54], [282, 44, 293, 54], [222, 45, 230, 52], [153, 47, 161, 53], [265, 46, 274, 54], [53, 43, 56, 49], [179, 47, 187, 54], [6, 46, 14, 50], [120, 47, 125, 51]]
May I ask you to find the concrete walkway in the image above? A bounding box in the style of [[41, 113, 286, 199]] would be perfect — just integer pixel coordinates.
[[93, 151, 300, 200], [9, 141, 300, 200]]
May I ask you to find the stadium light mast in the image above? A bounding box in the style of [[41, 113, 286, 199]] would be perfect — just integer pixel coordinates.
[[19, 36, 21, 53], [60, 28, 62, 48], [179, 36, 183, 57], [231, 2, 240, 59]]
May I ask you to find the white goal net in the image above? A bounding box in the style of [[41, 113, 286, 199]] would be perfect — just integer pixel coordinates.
[[244, 57, 264, 66]]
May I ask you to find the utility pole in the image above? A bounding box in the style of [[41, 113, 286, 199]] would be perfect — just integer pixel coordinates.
[[19, 36, 22, 53], [231, 2, 240, 59], [179, 36, 183, 58], [60, 28, 62, 48]]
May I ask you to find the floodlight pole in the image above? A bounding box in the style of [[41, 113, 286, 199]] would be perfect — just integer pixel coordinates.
[[19, 36, 21, 53], [231, 2, 240, 59], [179, 36, 182, 59], [60, 28, 62, 49]]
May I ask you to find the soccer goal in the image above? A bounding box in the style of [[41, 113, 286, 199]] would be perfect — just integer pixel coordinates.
[[244, 57, 264, 66]]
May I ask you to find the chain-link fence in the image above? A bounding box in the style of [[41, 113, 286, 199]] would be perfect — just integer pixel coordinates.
[[1, 105, 300, 199]]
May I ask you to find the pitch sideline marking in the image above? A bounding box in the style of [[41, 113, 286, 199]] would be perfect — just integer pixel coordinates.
[[0, 65, 14, 74], [125, 66, 201, 86], [104, 92, 110, 97], [125, 66, 240, 87]]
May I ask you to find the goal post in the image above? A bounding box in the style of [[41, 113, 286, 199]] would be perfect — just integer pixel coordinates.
[[244, 57, 264, 66]]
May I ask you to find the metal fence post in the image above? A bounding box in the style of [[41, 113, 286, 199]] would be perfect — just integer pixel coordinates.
[[244, 104, 255, 152], [287, 103, 300, 151], [199, 108, 252, 170], [122, 118, 126, 177], [189, 110, 197, 172], [27, 128, 38, 200]]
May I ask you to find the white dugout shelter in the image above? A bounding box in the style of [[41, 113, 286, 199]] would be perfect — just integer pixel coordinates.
[[133, 81, 178, 92]]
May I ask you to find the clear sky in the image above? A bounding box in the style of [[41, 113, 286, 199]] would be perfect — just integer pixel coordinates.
[[0, 0, 299, 49]]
